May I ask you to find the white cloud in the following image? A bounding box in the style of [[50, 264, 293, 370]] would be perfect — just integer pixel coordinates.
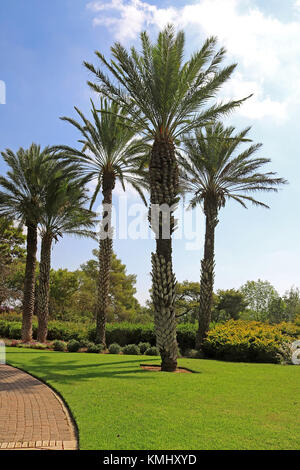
[[294, 0, 300, 12], [87, 0, 300, 123]]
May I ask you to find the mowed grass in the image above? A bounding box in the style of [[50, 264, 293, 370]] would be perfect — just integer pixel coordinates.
[[5, 348, 300, 450]]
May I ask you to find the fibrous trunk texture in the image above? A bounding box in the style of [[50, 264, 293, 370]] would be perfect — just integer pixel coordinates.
[[95, 172, 115, 347], [149, 137, 179, 372], [37, 232, 52, 343], [196, 202, 219, 350], [22, 223, 38, 342]]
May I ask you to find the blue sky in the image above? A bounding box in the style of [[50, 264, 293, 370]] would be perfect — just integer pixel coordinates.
[[1, 0, 300, 304]]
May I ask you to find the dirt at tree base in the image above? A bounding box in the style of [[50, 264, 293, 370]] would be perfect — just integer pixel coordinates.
[[140, 365, 192, 373]]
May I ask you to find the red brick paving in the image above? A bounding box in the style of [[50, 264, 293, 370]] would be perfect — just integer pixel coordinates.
[[0, 365, 77, 450]]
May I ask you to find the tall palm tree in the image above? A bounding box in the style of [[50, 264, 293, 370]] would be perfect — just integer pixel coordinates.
[[0, 145, 54, 342], [37, 173, 97, 342], [84, 24, 249, 370], [179, 122, 287, 349], [53, 99, 147, 347]]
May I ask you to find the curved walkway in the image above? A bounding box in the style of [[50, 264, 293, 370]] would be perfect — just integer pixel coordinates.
[[0, 365, 77, 450]]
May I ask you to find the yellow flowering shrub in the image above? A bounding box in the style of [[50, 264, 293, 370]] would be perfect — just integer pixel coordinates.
[[203, 320, 298, 363]]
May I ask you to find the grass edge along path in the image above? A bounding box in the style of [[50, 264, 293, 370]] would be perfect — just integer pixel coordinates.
[[5, 348, 300, 450]]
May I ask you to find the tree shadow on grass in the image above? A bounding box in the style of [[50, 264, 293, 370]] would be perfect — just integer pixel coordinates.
[[5, 354, 161, 386]]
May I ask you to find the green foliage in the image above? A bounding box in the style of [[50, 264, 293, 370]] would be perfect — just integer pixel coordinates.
[[67, 339, 81, 352], [88, 322, 155, 346], [283, 287, 300, 322], [138, 342, 151, 354], [52, 340, 66, 351], [87, 343, 103, 354], [202, 320, 293, 363], [8, 323, 22, 339], [46, 251, 144, 323], [122, 344, 141, 355], [0, 218, 26, 307], [214, 289, 248, 321], [240, 280, 280, 322], [49, 269, 80, 319], [0, 217, 25, 264], [108, 343, 121, 354], [175, 281, 200, 323], [0, 319, 197, 350], [144, 346, 159, 356]]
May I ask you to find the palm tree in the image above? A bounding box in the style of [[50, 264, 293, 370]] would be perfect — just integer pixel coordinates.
[[179, 122, 287, 349], [53, 99, 147, 347], [0, 145, 53, 342], [84, 24, 249, 370], [36, 173, 97, 342]]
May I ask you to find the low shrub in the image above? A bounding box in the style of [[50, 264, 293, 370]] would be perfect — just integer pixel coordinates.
[[144, 346, 159, 356], [9, 323, 22, 340], [184, 349, 201, 359], [87, 343, 103, 353], [32, 342, 49, 350], [122, 344, 140, 355], [67, 339, 81, 352], [108, 343, 121, 354], [138, 342, 151, 354], [52, 340, 66, 352], [16, 342, 31, 349]]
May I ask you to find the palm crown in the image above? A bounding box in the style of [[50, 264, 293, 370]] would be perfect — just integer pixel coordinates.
[[39, 174, 97, 242], [55, 99, 148, 207], [0, 144, 53, 225], [179, 122, 287, 211], [84, 24, 250, 140]]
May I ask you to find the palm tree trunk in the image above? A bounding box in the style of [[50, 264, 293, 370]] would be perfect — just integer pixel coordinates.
[[196, 202, 219, 349], [95, 173, 115, 347], [149, 137, 179, 372], [37, 232, 52, 343], [22, 223, 38, 342]]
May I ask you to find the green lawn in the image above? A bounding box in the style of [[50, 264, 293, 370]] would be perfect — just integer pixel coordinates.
[[5, 348, 300, 450]]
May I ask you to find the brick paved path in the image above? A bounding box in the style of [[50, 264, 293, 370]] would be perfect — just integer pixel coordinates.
[[0, 365, 77, 450]]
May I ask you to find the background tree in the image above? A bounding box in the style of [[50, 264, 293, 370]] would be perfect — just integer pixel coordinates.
[[283, 287, 300, 322], [214, 289, 248, 321], [268, 295, 288, 324], [85, 24, 249, 370], [240, 279, 280, 322], [180, 123, 287, 349], [0, 218, 25, 307], [48, 269, 79, 319], [78, 250, 142, 323], [175, 281, 200, 323], [56, 99, 147, 347]]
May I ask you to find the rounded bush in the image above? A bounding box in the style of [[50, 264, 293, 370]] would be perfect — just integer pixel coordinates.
[[67, 339, 81, 352], [108, 343, 121, 354], [122, 344, 140, 355], [9, 324, 22, 340], [144, 346, 159, 356], [138, 342, 151, 354], [184, 349, 201, 359], [52, 340, 66, 351], [87, 343, 103, 353]]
